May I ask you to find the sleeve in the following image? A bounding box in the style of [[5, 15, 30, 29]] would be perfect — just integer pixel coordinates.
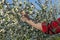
[[42, 22, 48, 33], [42, 21, 59, 34], [57, 18, 60, 23]]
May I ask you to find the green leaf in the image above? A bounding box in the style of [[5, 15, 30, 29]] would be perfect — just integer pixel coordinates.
[[0, 4, 3, 9]]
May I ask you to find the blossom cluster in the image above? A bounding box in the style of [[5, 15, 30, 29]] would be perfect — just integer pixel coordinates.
[[0, 0, 60, 40]]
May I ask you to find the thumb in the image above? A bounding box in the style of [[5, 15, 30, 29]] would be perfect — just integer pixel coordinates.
[[21, 11, 26, 16]]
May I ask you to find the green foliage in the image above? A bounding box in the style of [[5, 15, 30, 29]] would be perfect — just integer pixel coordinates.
[[0, 0, 60, 40], [0, 4, 3, 9]]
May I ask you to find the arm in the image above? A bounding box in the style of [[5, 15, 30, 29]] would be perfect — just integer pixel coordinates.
[[21, 11, 60, 34], [25, 17, 42, 30], [21, 11, 42, 31]]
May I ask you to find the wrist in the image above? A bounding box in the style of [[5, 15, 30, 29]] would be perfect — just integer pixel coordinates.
[[24, 14, 30, 20]]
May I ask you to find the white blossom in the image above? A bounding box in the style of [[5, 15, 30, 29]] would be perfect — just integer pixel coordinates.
[[15, 8, 18, 11], [46, 0, 48, 1], [0, 29, 5, 33], [2, 0, 4, 3], [4, 5, 7, 8], [31, 5, 34, 8], [29, 11, 33, 14], [0, 9, 4, 16], [3, 19, 5, 21], [26, 6, 29, 9], [14, 0, 17, 2], [24, 1, 26, 4], [20, 2, 22, 4], [0, 2, 1, 4], [0, 0, 4, 4]]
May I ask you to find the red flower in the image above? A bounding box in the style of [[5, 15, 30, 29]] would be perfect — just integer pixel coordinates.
[[57, 18, 60, 22], [56, 26, 60, 33], [51, 21, 58, 28], [57, 18, 60, 24]]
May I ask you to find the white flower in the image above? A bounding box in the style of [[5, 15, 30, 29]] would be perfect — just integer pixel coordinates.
[[56, 14, 60, 19], [46, 0, 48, 1], [50, 9, 52, 12], [36, 11, 39, 13], [1, 19, 5, 24], [0, 2, 1, 4], [42, 4, 45, 7], [11, 23, 14, 25], [15, 8, 18, 11], [31, 5, 34, 8], [0, 29, 5, 33], [10, 15, 13, 19], [31, 27, 34, 31], [43, 6, 47, 9], [20, 2, 22, 4], [29, 11, 33, 14], [12, 8, 15, 13], [24, 34, 26, 37], [26, 6, 29, 9], [18, 26, 21, 28], [1, 20, 3, 23], [24, 1, 26, 4], [7, 3, 9, 4], [2, 0, 4, 3], [4, 5, 7, 8], [14, 22, 18, 24], [0, 0, 4, 4], [3, 19, 5, 21], [43, 19, 46, 21], [14, 0, 17, 1], [42, 4, 47, 9], [7, 24, 10, 26], [8, 17, 10, 21], [0, 9, 4, 16]]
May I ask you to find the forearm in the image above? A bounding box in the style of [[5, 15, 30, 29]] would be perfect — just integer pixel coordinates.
[[21, 11, 42, 31], [26, 19, 36, 27], [25, 18, 42, 31]]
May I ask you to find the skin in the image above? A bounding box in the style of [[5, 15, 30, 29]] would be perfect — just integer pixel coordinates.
[[21, 11, 42, 31]]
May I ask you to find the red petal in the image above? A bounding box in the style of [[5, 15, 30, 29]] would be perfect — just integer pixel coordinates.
[[56, 26, 60, 33], [57, 18, 60, 24], [51, 21, 58, 28], [57, 18, 60, 22]]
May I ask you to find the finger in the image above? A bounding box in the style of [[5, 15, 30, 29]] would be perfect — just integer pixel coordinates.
[[21, 11, 26, 16], [21, 18, 25, 22], [21, 17, 26, 21]]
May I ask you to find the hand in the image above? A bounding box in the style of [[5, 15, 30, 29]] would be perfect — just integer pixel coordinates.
[[21, 16, 28, 22], [21, 10, 30, 20], [21, 11, 26, 16]]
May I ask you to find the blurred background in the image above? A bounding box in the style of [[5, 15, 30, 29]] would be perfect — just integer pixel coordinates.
[[0, 0, 60, 40]]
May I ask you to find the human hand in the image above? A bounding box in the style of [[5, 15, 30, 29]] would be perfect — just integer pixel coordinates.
[[21, 10, 30, 20], [21, 10, 26, 16], [21, 16, 28, 22]]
